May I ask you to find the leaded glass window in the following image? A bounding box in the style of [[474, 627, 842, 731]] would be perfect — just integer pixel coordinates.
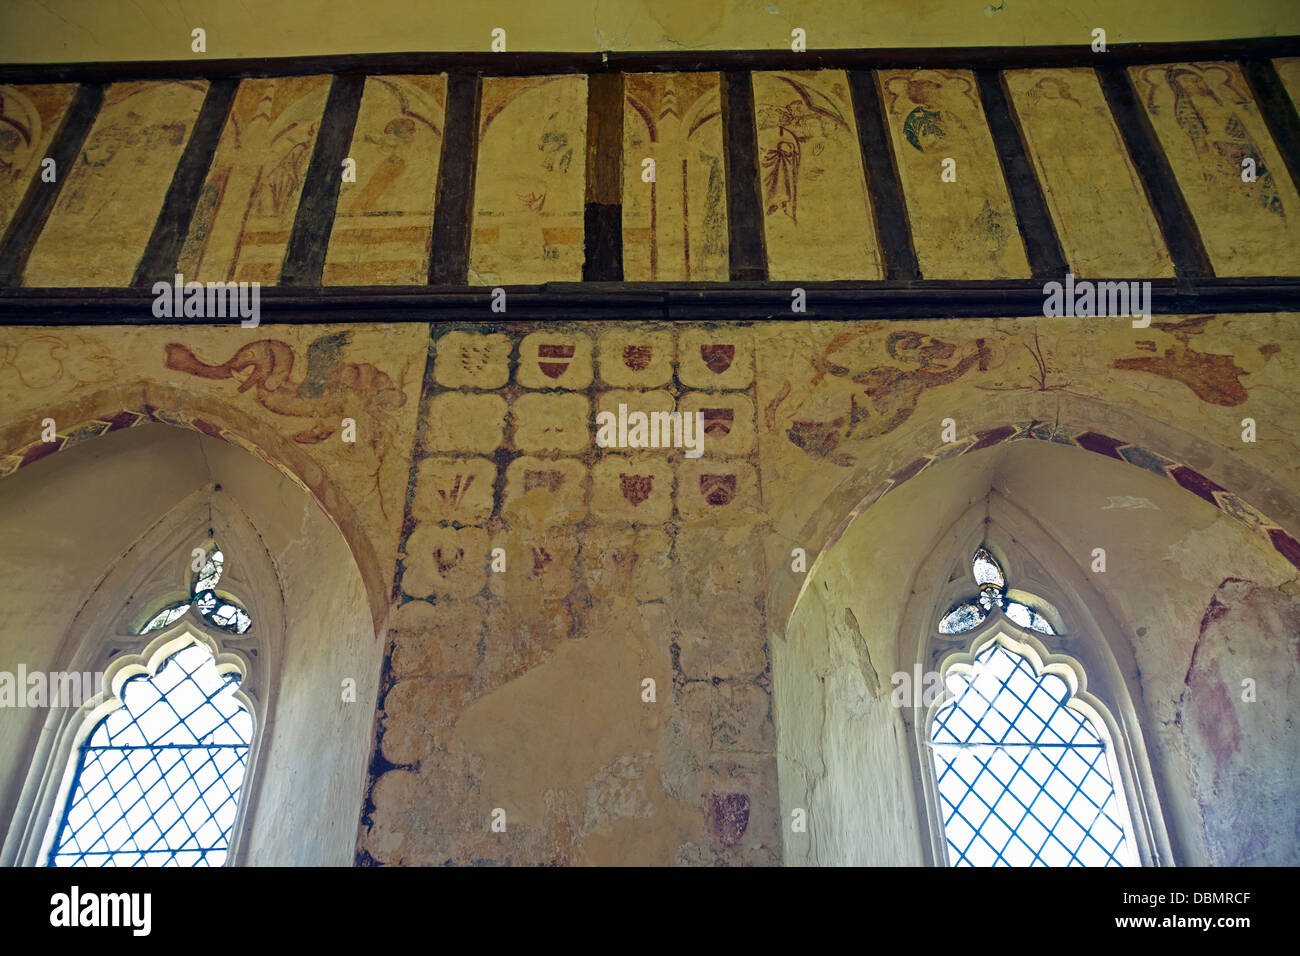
[[929, 637, 1137, 867], [49, 642, 252, 867], [939, 547, 1057, 635], [140, 542, 252, 635]]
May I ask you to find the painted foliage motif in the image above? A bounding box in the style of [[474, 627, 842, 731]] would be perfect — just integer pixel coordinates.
[[1131, 62, 1300, 276], [751, 71, 882, 280], [0, 331, 121, 393], [1005, 69, 1172, 278], [622, 73, 728, 281], [470, 76, 587, 285], [879, 69, 1029, 279], [178, 76, 331, 284], [24, 81, 207, 286], [0, 84, 77, 236], [323, 75, 446, 286]]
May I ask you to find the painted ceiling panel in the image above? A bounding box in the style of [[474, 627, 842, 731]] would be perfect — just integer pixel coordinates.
[[1131, 61, 1300, 277], [24, 81, 207, 286], [470, 75, 588, 285], [0, 84, 78, 238], [753, 70, 883, 281], [1006, 68, 1173, 278], [622, 72, 728, 282], [878, 68, 1031, 280], [322, 75, 447, 286], [177, 76, 331, 284]]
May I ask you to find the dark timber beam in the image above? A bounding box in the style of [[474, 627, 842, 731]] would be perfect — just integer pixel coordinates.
[[976, 69, 1069, 278], [280, 73, 366, 287], [2, 278, 1297, 324], [721, 70, 767, 281], [583, 72, 624, 282], [0, 83, 104, 287], [1241, 58, 1300, 197], [1097, 65, 1214, 279], [132, 78, 238, 286], [428, 73, 480, 286], [849, 71, 920, 280]]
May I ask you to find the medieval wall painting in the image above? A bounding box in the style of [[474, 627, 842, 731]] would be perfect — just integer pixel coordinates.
[[372, 322, 776, 864], [0, 84, 77, 237], [1005, 69, 1173, 278], [0, 323, 426, 615], [158, 325, 424, 578], [162, 327, 418, 517], [177, 76, 331, 284], [1131, 62, 1300, 276], [1180, 578, 1300, 865], [322, 75, 446, 286], [4, 313, 1298, 867], [765, 323, 996, 470], [621, 73, 728, 281], [1108, 312, 1285, 410], [9, 68, 1300, 291], [23, 81, 207, 286], [878, 69, 1030, 279], [469, 75, 587, 285], [751, 70, 882, 281], [751, 312, 1298, 505]]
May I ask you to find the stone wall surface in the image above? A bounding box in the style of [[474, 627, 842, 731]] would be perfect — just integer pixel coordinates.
[[4, 313, 1294, 864]]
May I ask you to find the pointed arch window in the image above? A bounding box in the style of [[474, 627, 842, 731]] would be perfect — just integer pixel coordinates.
[[46, 541, 258, 867], [925, 548, 1142, 867], [48, 641, 252, 866]]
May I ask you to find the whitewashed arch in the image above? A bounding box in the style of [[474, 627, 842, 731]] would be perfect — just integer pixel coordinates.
[[3, 488, 285, 867], [898, 493, 1174, 866]]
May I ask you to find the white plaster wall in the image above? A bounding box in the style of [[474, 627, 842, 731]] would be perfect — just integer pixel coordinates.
[[0, 425, 210, 835], [0, 424, 382, 866], [776, 451, 1002, 865], [777, 439, 1300, 866], [995, 442, 1299, 865], [243, 507, 380, 866]]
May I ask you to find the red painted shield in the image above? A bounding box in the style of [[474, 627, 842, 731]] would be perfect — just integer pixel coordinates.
[[623, 345, 653, 371], [700, 473, 736, 506], [620, 474, 654, 506], [700, 344, 734, 374], [701, 408, 734, 436], [708, 792, 750, 847], [538, 343, 575, 378]]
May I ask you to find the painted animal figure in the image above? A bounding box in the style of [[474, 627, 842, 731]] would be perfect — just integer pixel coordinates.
[[164, 332, 404, 443]]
